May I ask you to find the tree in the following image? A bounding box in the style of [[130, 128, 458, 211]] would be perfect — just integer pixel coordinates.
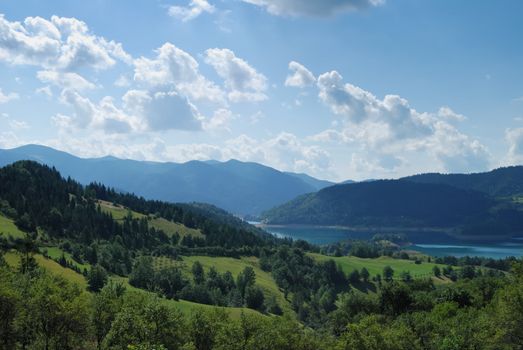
[[360, 268, 370, 283], [400, 271, 412, 283], [129, 256, 155, 289], [245, 285, 265, 311], [349, 270, 361, 284], [433, 265, 441, 278], [192, 261, 205, 285], [383, 265, 394, 282], [237, 266, 256, 298], [379, 282, 412, 316], [460, 265, 476, 279], [87, 265, 108, 292]]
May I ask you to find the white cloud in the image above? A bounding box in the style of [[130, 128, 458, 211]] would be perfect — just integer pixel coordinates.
[[224, 132, 331, 175], [35, 86, 53, 97], [36, 70, 96, 91], [168, 0, 215, 22], [242, 0, 384, 17], [204, 48, 267, 102], [506, 128, 523, 165], [0, 88, 19, 104], [314, 70, 491, 173], [285, 61, 315, 87], [9, 119, 29, 130], [133, 43, 225, 103], [114, 75, 131, 87], [203, 108, 235, 131], [437, 106, 466, 122], [0, 14, 130, 71], [58, 89, 139, 133], [124, 90, 203, 131]]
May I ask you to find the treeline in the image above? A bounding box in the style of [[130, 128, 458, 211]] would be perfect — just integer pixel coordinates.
[[127, 257, 275, 312], [86, 183, 275, 248], [261, 179, 523, 236], [0, 260, 318, 350], [2, 253, 523, 349], [0, 162, 282, 276]]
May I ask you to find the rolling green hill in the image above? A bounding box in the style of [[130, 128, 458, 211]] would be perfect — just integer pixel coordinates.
[[0, 214, 26, 239]]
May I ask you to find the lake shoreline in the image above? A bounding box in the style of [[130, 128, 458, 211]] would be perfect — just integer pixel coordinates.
[[257, 223, 514, 242]]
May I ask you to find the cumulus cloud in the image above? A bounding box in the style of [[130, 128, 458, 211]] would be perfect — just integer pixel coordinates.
[[203, 108, 235, 131], [36, 70, 96, 91], [133, 43, 225, 103], [168, 0, 215, 22], [437, 106, 467, 122], [0, 14, 130, 71], [242, 0, 384, 17], [285, 61, 315, 88], [124, 90, 203, 131], [224, 132, 331, 175], [0, 88, 19, 104], [314, 70, 490, 173], [57, 89, 138, 133], [204, 48, 267, 102], [506, 128, 523, 165]]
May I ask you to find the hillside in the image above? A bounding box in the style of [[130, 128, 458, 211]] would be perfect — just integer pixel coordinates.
[[262, 180, 523, 236], [402, 166, 523, 198], [0, 160, 519, 350], [0, 144, 328, 215]]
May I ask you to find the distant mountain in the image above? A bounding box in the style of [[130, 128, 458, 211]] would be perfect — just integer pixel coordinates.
[[402, 166, 523, 197], [262, 180, 523, 237], [284, 172, 334, 190], [0, 144, 326, 215]]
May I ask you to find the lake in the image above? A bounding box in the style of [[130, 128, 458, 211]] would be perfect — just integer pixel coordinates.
[[261, 225, 523, 259]]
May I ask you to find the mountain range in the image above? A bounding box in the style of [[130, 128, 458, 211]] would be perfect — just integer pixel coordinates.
[[0, 144, 335, 216]]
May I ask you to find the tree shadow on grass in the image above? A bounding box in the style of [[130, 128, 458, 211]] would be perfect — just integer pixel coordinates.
[[350, 281, 377, 294]]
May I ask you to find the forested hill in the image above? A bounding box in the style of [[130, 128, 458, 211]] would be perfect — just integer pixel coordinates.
[[0, 144, 334, 215], [0, 161, 276, 260], [262, 180, 523, 235], [401, 166, 523, 197]]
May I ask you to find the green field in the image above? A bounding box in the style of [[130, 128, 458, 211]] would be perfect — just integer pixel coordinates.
[[4, 251, 88, 288], [155, 255, 292, 314], [309, 253, 447, 281], [98, 200, 146, 220], [42, 246, 92, 272], [111, 276, 263, 319], [98, 200, 202, 238], [149, 217, 202, 238], [0, 214, 26, 239]]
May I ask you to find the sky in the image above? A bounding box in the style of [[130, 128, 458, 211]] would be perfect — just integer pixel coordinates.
[[1, 0, 523, 182]]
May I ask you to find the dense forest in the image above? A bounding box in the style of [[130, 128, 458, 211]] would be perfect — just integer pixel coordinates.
[[261, 179, 523, 236], [1, 161, 523, 349]]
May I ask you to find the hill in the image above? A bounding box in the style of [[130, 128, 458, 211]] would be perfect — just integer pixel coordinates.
[[0, 144, 328, 215], [402, 166, 523, 198], [261, 180, 523, 237]]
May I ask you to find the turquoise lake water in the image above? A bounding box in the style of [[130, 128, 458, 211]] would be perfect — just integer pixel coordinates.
[[261, 225, 523, 259]]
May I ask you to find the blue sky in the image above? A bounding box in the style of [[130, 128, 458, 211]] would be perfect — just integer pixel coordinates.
[[1, 0, 522, 181]]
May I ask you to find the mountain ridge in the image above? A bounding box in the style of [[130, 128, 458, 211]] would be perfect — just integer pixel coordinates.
[[0, 144, 332, 215]]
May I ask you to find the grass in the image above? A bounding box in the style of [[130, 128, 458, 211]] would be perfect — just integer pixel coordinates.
[[98, 200, 202, 238], [0, 214, 26, 239], [152, 255, 292, 314], [4, 251, 87, 288], [309, 253, 448, 281], [98, 200, 146, 220], [182, 255, 292, 313], [42, 246, 91, 272], [149, 217, 202, 238], [111, 276, 262, 319]]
